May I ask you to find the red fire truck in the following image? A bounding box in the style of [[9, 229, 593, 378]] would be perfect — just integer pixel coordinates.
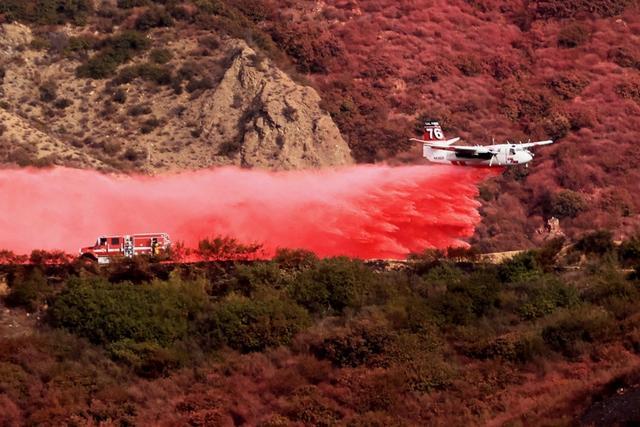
[[79, 233, 171, 264]]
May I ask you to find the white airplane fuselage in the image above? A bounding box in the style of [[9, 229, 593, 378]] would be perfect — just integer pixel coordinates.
[[424, 143, 534, 167]]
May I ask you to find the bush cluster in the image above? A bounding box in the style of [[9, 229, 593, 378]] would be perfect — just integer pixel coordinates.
[[0, 233, 638, 425], [543, 189, 587, 219], [198, 293, 310, 353], [0, 0, 92, 25], [77, 31, 150, 79], [134, 6, 174, 31], [541, 307, 613, 358], [113, 63, 172, 86], [557, 22, 591, 48], [533, 0, 632, 19], [608, 47, 640, 69]]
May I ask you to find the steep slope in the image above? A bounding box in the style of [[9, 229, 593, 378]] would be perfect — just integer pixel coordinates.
[[185, 41, 352, 170], [256, 0, 640, 250]]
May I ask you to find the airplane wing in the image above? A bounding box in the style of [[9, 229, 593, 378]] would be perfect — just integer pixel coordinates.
[[427, 144, 495, 154], [410, 137, 461, 146], [518, 140, 554, 149]]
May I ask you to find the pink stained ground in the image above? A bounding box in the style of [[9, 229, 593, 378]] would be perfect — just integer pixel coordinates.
[[0, 165, 501, 259]]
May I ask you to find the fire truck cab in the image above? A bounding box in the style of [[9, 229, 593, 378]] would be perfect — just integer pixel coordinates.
[[79, 233, 171, 264]]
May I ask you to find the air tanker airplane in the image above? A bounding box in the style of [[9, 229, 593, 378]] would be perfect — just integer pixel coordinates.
[[411, 121, 554, 167]]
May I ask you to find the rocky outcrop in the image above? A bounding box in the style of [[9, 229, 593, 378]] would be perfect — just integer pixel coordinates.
[[189, 41, 352, 170]]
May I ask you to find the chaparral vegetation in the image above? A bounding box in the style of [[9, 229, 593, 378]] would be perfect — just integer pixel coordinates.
[[1, 234, 639, 424]]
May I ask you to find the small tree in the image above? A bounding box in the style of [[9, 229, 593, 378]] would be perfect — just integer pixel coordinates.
[[575, 230, 615, 256], [39, 80, 58, 102], [557, 22, 590, 48], [5, 269, 50, 312], [544, 190, 587, 219], [197, 236, 263, 261]]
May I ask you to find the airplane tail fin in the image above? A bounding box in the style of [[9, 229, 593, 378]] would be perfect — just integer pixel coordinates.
[[423, 120, 446, 143], [410, 120, 459, 146]]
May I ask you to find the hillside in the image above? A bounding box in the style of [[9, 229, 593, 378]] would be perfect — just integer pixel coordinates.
[[0, 15, 352, 172], [251, 0, 640, 250], [1, 1, 638, 249], [0, 237, 639, 424]]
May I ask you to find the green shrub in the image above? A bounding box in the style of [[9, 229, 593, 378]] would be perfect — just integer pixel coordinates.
[[0, 0, 93, 25], [39, 80, 57, 103], [122, 146, 146, 162], [401, 355, 456, 392], [123, 63, 172, 85], [433, 270, 501, 325], [619, 235, 640, 266], [106, 339, 181, 378], [455, 54, 483, 76], [273, 248, 319, 270], [542, 111, 571, 140], [544, 190, 587, 219], [407, 248, 447, 275], [575, 230, 615, 256], [542, 307, 614, 358], [615, 75, 640, 103], [66, 35, 98, 54], [534, 237, 566, 271], [557, 22, 590, 48], [127, 103, 152, 116], [311, 321, 395, 368], [608, 47, 640, 69], [288, 257, 379, 314], [419, 262, 465, 295], [53, 98, 72, 109], [49, 276, 207, 346], [134, 6, 174, 31], [185, 76, 216, 93], [117, 0, 149, 8], [77, 52, 120, 79], [197, 236, 262, 260], [112, 88, 127, 104], [534, 0, 632, 19], [583, 269, 640, 318], [150, 48, 173, 64], [467, 333, 546, 363], [232, 262, 289, 295], [499, 251, 542, 283], [518, 278, 579, 320], [198, 293, 310, 352], [77, 31, 150, 79], [4, 269, 50, 312], [140, 117, 160, 134]]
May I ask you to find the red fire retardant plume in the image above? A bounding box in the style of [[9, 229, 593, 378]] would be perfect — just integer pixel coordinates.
[[0, 165, 500, 259]]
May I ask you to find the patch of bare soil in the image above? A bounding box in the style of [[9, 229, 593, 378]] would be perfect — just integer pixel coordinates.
[[0, 303, 38, 339]]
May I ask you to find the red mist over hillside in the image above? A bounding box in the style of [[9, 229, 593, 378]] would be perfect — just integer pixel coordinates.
[[0, 166, 499, 259]]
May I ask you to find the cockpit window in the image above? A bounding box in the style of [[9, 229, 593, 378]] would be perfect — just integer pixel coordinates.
[[111, 237, 120, 245], [99, 237, 107, 246], [509, 148, 516, 155]]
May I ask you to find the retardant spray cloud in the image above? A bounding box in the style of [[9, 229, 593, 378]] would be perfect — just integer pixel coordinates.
[[0, 165, 499, 259]]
